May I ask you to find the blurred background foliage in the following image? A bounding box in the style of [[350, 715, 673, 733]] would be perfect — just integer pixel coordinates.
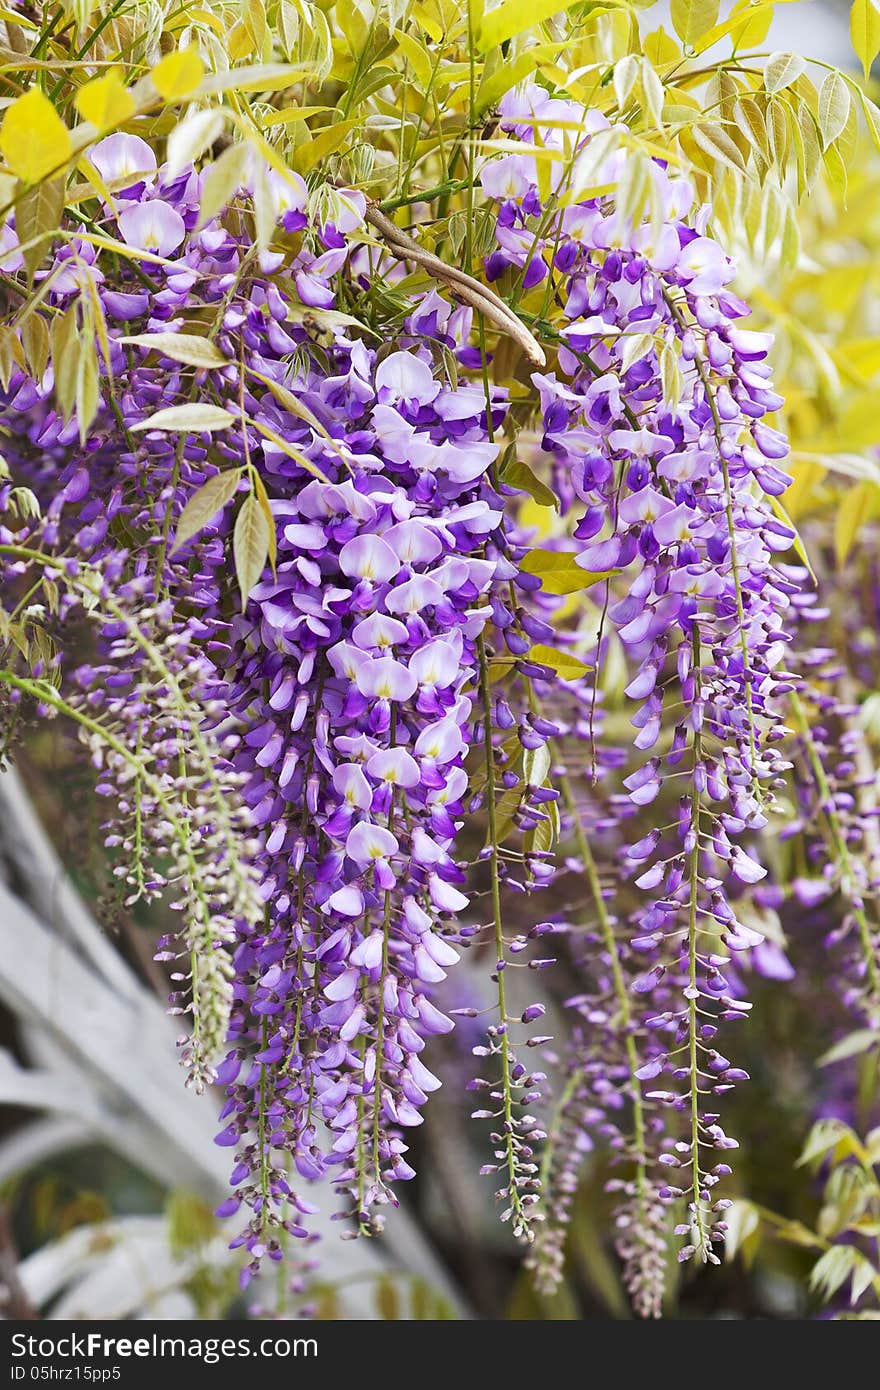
[[1, 0, 880, 1319]]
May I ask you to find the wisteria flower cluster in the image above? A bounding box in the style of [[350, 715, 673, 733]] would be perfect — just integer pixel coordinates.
[[2, 68, 865, 1319], [477, 84, 800, 1296]]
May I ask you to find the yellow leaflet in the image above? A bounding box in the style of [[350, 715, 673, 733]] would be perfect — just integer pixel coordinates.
[[393, 28, 434, 91], [694, 3, 774, 55], [0, 88, 72, 184], [75, 71, 136, 132], [851, 0, 880, 80], [152, 48, 205, 101], [477, 0, 584, 52], [529, 644, 591, 679], [180, 7, 226, 38], [294, 120, 359, 174], [410, 2, 443, 42], [75, 156, 117, 214], [644, 26, 681, 68], [260, 106, 333, 129]]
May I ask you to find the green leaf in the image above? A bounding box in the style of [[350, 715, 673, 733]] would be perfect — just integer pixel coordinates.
[[295, 119, 359, 174], [851, 0, 880, 80], [233, 494, 270, 610], [166, 109, 226, 177], [197, 143, 252, 229], [797, 1117, 859, 1169], [476, 48, 549, 115], [500, 455, 558, 509], [120, 333, 228, 369], [818, 70, 851, 149], [523, 742, 551, 788], [16, 176, 65, 282], [21, 314, 49, 382], [519, 549, 615, 595], [670, 0, 720, 48], [764, 51, 807, 95], [250, 469, 277, 573], [691, 122, 748, 174], [528, 644, 591, 679], [75, 337, 99, 445], [858, 90, 880, 154], [171, 470, 243, 555], [131, 404, 237, 433], [393, 28, 433, 91], [817, 1029, 879, 1068], [51, 304, 79, 421]]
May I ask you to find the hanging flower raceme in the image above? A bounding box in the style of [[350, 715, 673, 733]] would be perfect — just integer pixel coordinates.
[[216, 329, 513, 1271], [0, 133, 516, 1269], [480, 85, 799, 1272]]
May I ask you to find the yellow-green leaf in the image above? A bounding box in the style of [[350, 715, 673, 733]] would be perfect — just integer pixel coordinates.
[[245, 366, 350, 468], [76, 336, 99, 444], [172, 470, 243, 554], [393, 28, 433, 91], [21, 314, 49, 381], [131, 403, 236, 433], [51, 304, 80, 421], [120, 332, 227, 369], [764, 51, 807, 95], [197, 142, 251, 228], [691, 121, 748, 174], [16, 175, 65, 281], [851, 0, 880, 81], [0, 88, 72, 184], [250, 469, 277, 573], [728, 0, 773, 49], [670, 0, 720, 48], [233, 493, 270, 609], [519, 548, 615, 595], [152, 48, 205, 101], [818, 70, 851, 149], [858, 90, 880, 154], [74, 70, 135, 131], [167, 109, 226, 177], [294, 119, 359, 174], [477, 0, 583, 52], [528, 644, 591, 679], [500, 456, 558, 510]]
